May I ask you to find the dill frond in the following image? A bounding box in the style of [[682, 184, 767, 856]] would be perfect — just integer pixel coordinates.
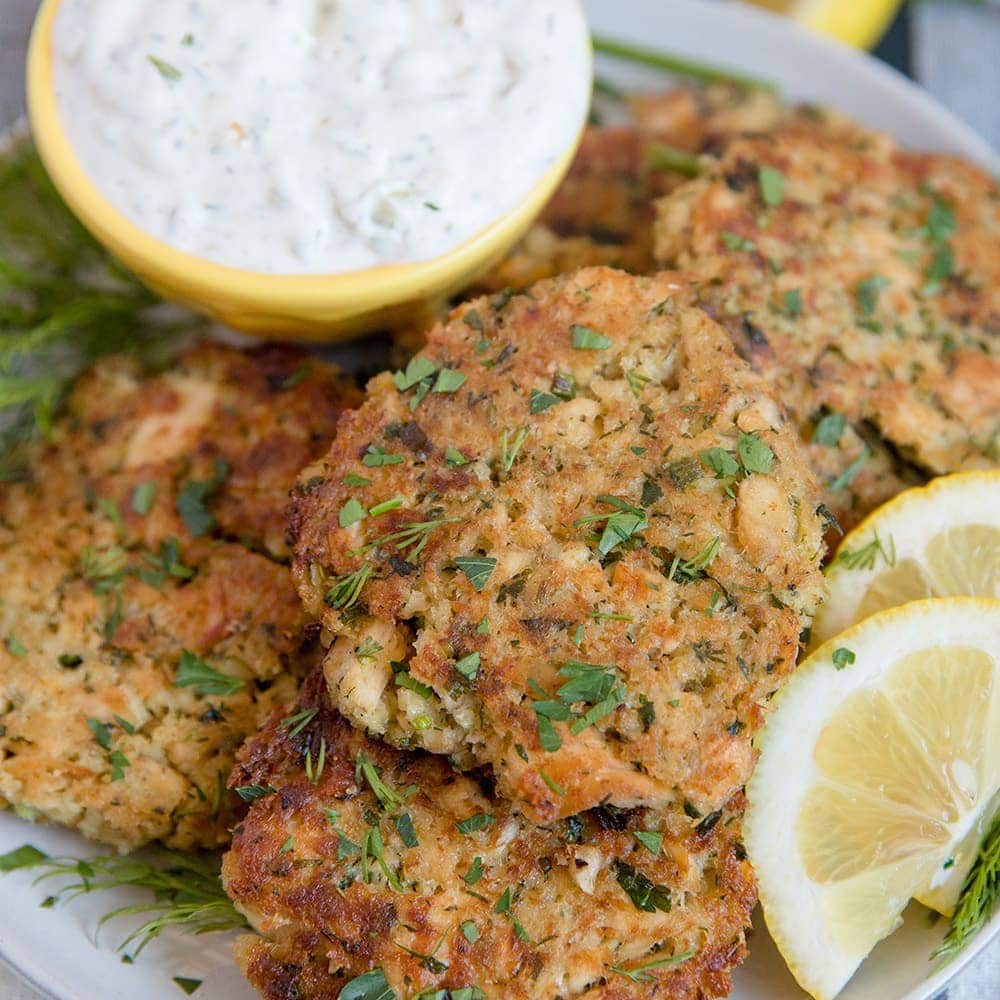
[[0, 844, 247, 956], [932, 804, 1000, 966], [0, 135, 199, 479]]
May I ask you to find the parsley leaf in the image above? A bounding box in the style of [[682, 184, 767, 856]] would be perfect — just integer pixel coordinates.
[[529, 389, 561, 414], [148, 55, 182, 81], [758, 165, 785, 207], [176, 481, 216, 537], [433, 368, 466, 393], [701, 447, 740, 479], [454, 651, 481, 681], [812, 411, 846, 447], [363, 445, 404, 467], [856, 275, 890, 317], [634, 830, 663, 855], [737, 432, 774, 475], [131, 482, 157, 516], [456, 812, 495, 835], [454, 555, 497, 592], [614, 860, 671, 913], [339, 498, 367, 527], [832, 647, 856, 670], [395, 813, 418, 848], [464, 856, 484, 884], [721, 231, 757, 253], [571, 324, 612, 350], [339, 968, 396, 1000]]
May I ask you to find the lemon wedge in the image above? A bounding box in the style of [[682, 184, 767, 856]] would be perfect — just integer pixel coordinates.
[[813, 471, 1000, 647], [745, 598, 1000, 1000], [745, 0, 903, 49]]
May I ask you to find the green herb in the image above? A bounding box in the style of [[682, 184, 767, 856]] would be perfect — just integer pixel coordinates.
[[356, 752, 408, 810], [114, 715, 136, 734], [339, 498, 368, 527], [493, 887, 531, 941], [461, 919, 480, 943], [353, 516, 464, 560], [131, 482, 157, 515], [279, 363, 310, 389], [173, 979, 202, 996], [339, 968, 396, 1000], [444, 447, 468, 467], [325, 564, 374, 609], [433, 368, 466, 393], [932, 805, 1000, 966], [856, 275, 890, 317], [343, 473, 372, 487], [591, 35, 775, 91], [758, 166, 785, 206], [392, 357, 436, 391], [175, 650, 245, 696], [148, 55, 182, 80], [280, 707, 318, 738], [835, 532, 896, 571], [832, 647, 855, 670], [571, 324, 612, 350], [395, 813, 418, 848], [784, 288, 803, 317], [454, 555, 497, 592], [647, 143, 701, 178], [456, 812, 495, 835], [535, 714, 563, 752], [356, 637, 384, 659], [669, 536, 721, 583], [500, 427, 529, 471], [529, 389, 561, 413], [368, 497, 402, 519], [233, 784, 275, 801], [540, 770, 566, 796], [634, 830, 663, 855], [701, 447, 740, 479], [454, 652, 481, 681], [176, 481, 215, 537], [463, 856, 484, 884], [737, 432, 774, 474], [394, 671, 433, 699], [829, 445, 870, 492], [721, 231, 757, 253], [0, 845, 247, 955], [923, 244, 955, 296], [363, 445, 405, 467], [608, 950, 694, 983], [87, 718, 112, 750], [5, 633, 27, 658], [926, 198, 956, 244], [614, 861, 671, 913], [812, 411, 846, 447]]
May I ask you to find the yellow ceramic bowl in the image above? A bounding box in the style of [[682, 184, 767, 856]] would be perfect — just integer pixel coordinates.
[[26, 0, 590, 341]]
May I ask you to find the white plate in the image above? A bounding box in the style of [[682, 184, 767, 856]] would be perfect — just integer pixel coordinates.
[[1, 1, 997, 997]]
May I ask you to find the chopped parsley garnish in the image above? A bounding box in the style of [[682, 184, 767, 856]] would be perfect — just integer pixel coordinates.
[[131, 481, 157, 515], [175, 650, 245, 696], [363, 445, 405, 467], [923, 244, 955, 296], [462, 309, 483, 331], [444, 447, 468, 467], [812, 411, 846, 447], [338, 968, 395, 1000], [576, 495, 648, 556], [721, 231, 757, 253], [175, 481, 215, 537], [339, 498, 367, 527], [454, 652, 481, 681], [614, 860, 671, 913], [668, 536, 721, 583], [394, 670, 433, 699], [395, 813, 418, 848], [464, 856, 484, 884], [926, 197, 956, 244], [500, 427, 529, 471], [369, 497, 403, 517], [148, 55, 182, 81], [461, 919, 480, 943], [493, 887, 531, 941], [343, 473, 372, 487], [784, 288, 803, 317], [392, 357, 436, 391], [5, 633, 27, 658], [634, 830, 663, 855], [701, 447, 740, 479], [647, 142, 701, 178], [87, 718, 112, 750], [758, 165, 785, 206], [570, 324, 612, 350], [456, 812, 495, 835], [529, 389, 561, 414], [737, 432, 774, 475], [172, 978, 202, 996], [356, 752, 409, 810], [832, 647, 856, 670], [856, 275, 890, 317], [433, 368, 466, 393], [454, 555, 497, 592]]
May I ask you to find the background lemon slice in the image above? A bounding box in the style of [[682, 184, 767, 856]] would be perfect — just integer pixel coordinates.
[[746, 598, 1000, 1000], [813, 471, 1000, 648], [746, 0, 904, 49]]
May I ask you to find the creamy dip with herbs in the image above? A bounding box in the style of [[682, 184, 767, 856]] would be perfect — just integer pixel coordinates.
[[52, 0, 591, 274]]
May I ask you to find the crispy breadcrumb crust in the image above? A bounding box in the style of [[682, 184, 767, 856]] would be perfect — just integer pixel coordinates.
[[290, 268, 826, 823], [224, 669, 756, 1000], [653, 124, 1000, 531], [0, 344, 359, 851]]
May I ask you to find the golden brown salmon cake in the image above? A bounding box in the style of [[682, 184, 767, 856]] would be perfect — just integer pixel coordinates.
[[476, 84, 851, 297], [223, 669, 756, 1000], [0, 344, 360, 851], [654, 124, 1000, 532], [290, 267, 826, 823]]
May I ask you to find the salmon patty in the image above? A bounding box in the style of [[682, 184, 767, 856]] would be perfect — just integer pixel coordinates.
[[0, 344, 360, 851], [290, 268, 826, 823], [654, 123, 1000, 531], [223, 669, 756, 1000]]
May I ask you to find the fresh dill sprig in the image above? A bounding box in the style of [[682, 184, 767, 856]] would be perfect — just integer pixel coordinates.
[[0, 844, 247, 956], [0, 135, 199, 479], [931, 805, 1000, 966]]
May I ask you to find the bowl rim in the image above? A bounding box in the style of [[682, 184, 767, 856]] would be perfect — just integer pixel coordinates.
[[26, 0, 592, 312]]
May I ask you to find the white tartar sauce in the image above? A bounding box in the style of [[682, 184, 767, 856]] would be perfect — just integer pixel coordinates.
[[52, 0, 591, 274]]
